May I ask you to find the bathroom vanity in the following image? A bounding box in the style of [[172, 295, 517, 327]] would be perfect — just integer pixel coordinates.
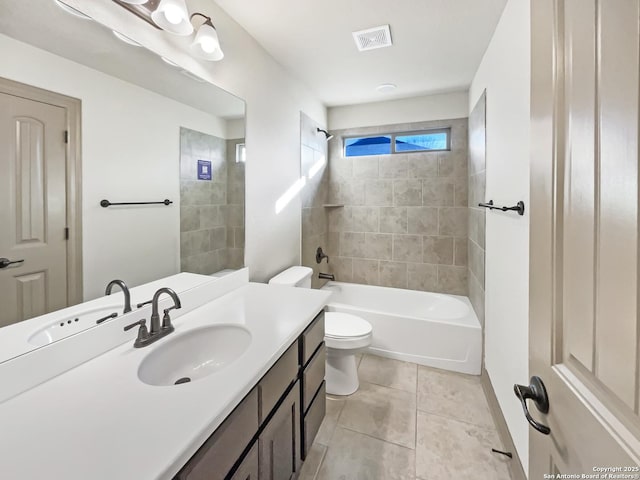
[[0, 271, 331, 480]]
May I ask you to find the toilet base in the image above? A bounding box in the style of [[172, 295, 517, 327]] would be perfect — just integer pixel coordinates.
[[325, 347, 360, 396]]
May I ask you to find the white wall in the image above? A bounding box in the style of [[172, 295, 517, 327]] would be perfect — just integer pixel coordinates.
[[469, 0, 531, 473], [328, 91, 468, 130], [69, 0, 327, 284], [0, 34, 225, 301]]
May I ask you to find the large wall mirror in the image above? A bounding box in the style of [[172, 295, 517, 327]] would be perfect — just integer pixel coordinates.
[[0, 0, 245, 362]]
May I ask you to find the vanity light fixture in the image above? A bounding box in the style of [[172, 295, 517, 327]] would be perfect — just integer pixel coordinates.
[[190, 13, 224, 61], [151, 0, 193, 36], [111, 0, 225, 62]]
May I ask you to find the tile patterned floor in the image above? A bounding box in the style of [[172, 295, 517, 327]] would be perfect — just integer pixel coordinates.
[[299, 354, 513, 480]]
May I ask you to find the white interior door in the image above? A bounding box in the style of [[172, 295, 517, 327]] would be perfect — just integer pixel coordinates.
[[0, 91, 68, 327], [529, 0, 640, 475]]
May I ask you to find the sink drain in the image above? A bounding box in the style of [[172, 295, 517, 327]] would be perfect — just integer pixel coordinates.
[[174, 377, 191, 385]]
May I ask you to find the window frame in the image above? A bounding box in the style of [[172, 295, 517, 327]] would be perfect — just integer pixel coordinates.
[[342, 127, 451, 157]]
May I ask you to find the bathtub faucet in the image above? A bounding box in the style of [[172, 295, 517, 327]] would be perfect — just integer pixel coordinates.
[[316, 247, 329, 264], [319, 272, 335, 281]]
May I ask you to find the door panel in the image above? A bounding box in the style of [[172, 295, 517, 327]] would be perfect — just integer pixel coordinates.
[[0, 92, 68, 327], [530, 0, 640, 475]]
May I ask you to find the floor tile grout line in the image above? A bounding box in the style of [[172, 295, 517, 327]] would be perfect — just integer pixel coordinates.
[[416, 407, 500, 430], [336, 425, 417, 452], [310, 444, 328, 480]]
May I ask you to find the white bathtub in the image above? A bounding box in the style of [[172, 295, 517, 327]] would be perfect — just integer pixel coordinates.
[[321, 282, 482, 375]]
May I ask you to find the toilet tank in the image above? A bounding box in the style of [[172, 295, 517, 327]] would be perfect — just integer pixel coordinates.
[[268, 266, 313, 288]]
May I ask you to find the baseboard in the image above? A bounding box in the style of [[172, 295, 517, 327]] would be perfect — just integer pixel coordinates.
[[481, 368, 527, 480]]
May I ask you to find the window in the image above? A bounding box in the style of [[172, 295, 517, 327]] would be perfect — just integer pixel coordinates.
[[344, 129, 450, 157]]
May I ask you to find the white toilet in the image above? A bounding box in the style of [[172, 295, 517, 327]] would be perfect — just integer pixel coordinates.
[[268, 266, 373, 396]]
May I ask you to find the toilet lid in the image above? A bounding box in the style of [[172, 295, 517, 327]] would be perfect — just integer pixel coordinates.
[[325, 312, 372, 338]]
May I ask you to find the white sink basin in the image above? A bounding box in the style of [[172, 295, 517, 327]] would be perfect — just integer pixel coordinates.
[[28, 305, 121, 346], [137, 325, 252, 386]]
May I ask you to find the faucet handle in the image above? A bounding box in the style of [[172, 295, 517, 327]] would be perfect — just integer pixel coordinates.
[[162, 306, 179, 330], [124, 319, 150, 348], [136, 299, 152, 309]]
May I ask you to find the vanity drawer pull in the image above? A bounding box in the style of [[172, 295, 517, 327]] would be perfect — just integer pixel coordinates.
[[302, 343, 326, 413], [300, 311, 325, 367]]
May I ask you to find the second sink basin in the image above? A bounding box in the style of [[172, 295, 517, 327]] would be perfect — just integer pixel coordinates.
[[137, 325, 252, 386]]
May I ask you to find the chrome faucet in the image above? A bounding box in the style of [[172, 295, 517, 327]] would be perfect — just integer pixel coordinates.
[[105, 279, 132, 314], [123, 287, 181, 348]]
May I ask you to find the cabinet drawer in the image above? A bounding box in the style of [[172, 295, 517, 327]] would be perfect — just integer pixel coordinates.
[[302, 343, 325, 413], [303, 381, 326, 458], [229, 443, 258, 480], [259, 342, 299, 423], [300, 311, 324, 366], [178, 388, 258, 480]]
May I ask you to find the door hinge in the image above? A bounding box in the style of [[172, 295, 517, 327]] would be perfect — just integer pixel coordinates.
[[64, 130, 69, 144], [64, 227, 69, 240]]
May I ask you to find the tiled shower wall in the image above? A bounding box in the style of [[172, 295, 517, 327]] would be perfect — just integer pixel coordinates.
[[179, 127, 245, 274], [300, 113, 330, 289], [324, 119, 469, 295], [468, 93, 487, 325], [225, 138, 246, 269]]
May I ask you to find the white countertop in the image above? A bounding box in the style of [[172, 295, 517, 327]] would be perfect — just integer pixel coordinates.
[[0, 282, 331, 480]]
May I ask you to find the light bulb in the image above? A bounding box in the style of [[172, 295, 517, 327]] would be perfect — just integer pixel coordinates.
[[199, 37, 217, 53], [163, 4, 183, 24]]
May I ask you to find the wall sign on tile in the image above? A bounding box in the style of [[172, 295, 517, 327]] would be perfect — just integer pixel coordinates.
[[197, 160, 212, 180]]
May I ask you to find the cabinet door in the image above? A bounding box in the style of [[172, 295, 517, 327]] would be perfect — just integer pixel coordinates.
[[229, 443, 258, 480], [258, 381, 301, 480]]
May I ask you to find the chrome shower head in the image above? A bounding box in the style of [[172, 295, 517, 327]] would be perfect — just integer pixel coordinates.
[[316, 127, 334, 141]]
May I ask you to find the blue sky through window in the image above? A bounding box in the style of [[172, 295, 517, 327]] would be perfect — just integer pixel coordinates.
[[344, 131, 448, 157]]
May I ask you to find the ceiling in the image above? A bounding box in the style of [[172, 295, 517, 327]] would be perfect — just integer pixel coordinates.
[[0, 0, 245, 119], [214, 0, 507, 106]]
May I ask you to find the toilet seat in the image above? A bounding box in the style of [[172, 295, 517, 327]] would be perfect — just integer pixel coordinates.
[[324, 312, 372, 350]]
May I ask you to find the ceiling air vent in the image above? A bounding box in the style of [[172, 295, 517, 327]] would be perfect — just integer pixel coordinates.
[[352, 25, 393, 52]]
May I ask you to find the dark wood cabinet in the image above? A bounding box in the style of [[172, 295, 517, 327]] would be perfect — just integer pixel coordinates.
[[258, 381, 302, 480], [175, 310, 324, 480], [229, 444, 258, 480]]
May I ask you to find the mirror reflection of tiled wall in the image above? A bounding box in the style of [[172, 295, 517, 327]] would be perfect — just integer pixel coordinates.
[[179, 127, 245, 274]]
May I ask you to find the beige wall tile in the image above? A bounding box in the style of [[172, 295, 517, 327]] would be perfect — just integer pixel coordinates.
[[454, 175, 468, 207], [393, 235, 423, 262], [438, 207, 468, 236], [468, 270, 485, 326], [364, 233, 393, 260], [330, 257, 353, 283], [351, 206, 379, 232], [353, 157, 379, 178], [422, 178, 454, 206], [438, 150, 467, 177], [364, 179, 393, 206], [379, 207, 408, 233], [437, 265, 467, 295], [469, 238, 485, 288], [407, 263, 438, 292], [423, 236, 454, 265], [407, 152, 439, 177], [393, 179, 422, 206], [379, 261, 408, 288], [352, 258, 379, 285], [454, 237, 468, 266], [407, 207, 438, 235], [379, 155, 408, 178], [340, 232, 365, 258]]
